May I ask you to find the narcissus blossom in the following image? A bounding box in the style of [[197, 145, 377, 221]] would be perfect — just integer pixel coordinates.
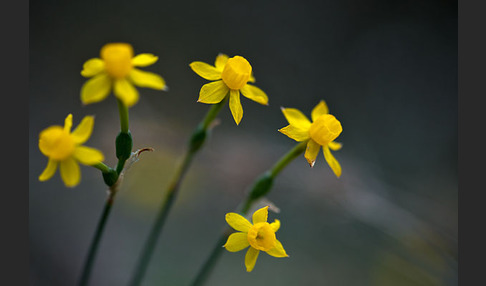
[[80, 43, 167, 107], [190, 54, 268, 125], [224, 206, 288, 272], [279, 100, 343, 177], [38, 114, 104, 187]]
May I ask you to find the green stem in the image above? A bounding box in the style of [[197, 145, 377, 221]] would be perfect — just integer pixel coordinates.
[[115, 99, 133, 175], [92, 162, 112, 174], [269, 141, 308, 177], [128, 97, 228, 286], [78, 192, 116, 286], [77, 98, 134, 285], [190, 229, 231, 286], [117, 99, 129, 134], [77, 99, 133, 286], [190, 141, 307, 286]]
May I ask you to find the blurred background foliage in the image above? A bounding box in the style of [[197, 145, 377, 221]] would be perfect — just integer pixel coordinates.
[[29, 0, 457, 285]]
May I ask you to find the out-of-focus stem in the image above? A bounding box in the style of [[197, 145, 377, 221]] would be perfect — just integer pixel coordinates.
[[128, 96, 228, 286], [78, 192, 116, 286]]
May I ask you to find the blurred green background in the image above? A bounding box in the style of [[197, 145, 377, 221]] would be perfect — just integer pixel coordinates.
[[29, 0, 457, 285]]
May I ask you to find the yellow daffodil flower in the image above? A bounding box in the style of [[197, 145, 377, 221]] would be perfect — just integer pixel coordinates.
[[38, 114, 104, 187], [190, 54, 268, 125], [224, 206, 288, 272], [278, 100, 343, 177], [80, 43, 167, 107]]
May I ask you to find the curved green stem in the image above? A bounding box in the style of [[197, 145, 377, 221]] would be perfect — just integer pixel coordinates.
[[78, 192, 116, 286], [92, 162, 112, 174], [269, 141, 308, 177], [190, 141, 307, 286], [128, 97, 228, 286]]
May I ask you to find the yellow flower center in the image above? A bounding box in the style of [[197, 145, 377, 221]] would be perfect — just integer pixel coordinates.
[[101, 43, 134, 79], [309, 114, 343, 146], [221, 56, 252, 90], [247, 222, 276, 251], [38, 126, 76, 161]]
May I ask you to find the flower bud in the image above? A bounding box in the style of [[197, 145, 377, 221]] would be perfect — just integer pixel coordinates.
[[102, 168, 118, 187], [189, 125, 207, 153], [115, 131, 133, 161], [249, 171, 274, 201]]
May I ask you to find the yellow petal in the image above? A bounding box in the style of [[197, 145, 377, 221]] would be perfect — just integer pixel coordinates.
[[323, 145, 342, 177], [197, 80, 229, 104], [190, 61, 222, 81], [114, 78, 139, 107], [278, 125, 310, 142], [252, 206, 269, 224], [311, 100, 329, 121], [214, 53, 229, 71], [81, 58, 105, 77], [39, 159, 58, 181], [60, 157, 81, 187], [73, 146, 104, 165], [224, 232, 250, 252], [266, 239, 288, 258], [270, 219, 280, 232], [240, 84, 268, 105], [80, 73, 112, 105], [132, 53, 159, 67], [71, 116, 94, 144], [245, 247, 260, 272], [129, 68, 167, 90], [328, 141, 343, 151], [225, 212, 252, 232], [248, 73, 256, 83], [229, 89, 243, 125], [281, 108, 312, 130], [305, 139, 320, 167], [64, 114, 73, 132]]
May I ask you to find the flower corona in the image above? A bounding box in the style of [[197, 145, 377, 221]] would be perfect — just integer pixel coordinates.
[[309, 114, 342, 146], [221, 56, 252, 90]]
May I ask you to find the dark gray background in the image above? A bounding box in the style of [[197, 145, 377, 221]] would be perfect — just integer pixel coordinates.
[[29, 0, 457, 285]]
